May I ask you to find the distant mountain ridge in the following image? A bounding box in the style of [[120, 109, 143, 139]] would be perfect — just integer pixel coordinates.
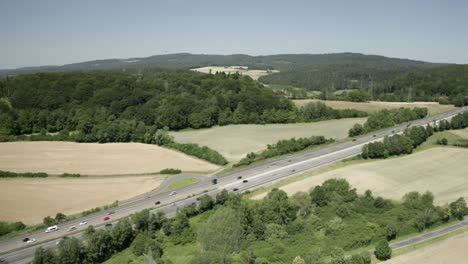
[[0, 52, 446, 77]]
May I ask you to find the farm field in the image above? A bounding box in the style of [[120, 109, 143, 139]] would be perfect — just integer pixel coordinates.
[[0, 175, 165, 224], [190, 66, 278, 80], [386, 230, 468, 264], [252, 147, 468, 205], [0, 142, 219, 175], [292, 99, 456, 116], [170, 118, 366, 162]]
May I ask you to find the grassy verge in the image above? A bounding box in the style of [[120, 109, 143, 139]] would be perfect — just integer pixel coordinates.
[[164, 178, 199, 193]]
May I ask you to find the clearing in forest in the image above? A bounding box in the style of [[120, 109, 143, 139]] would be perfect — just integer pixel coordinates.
[[191, 66, 278, 80], [170, 118, 366, 162]]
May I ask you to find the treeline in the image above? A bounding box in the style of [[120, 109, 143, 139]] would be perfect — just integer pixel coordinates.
[[235, 136, 334, 167], [349, 107, 428, 137], [362, 126, 432, 159], [159, 168, 182, 175], [33, 179, 468, 264], [362, 111, 468, 159], [0, 170, 48, 178]]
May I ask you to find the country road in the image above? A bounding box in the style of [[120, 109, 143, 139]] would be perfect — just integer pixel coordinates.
[[0, 106, 467, 264]]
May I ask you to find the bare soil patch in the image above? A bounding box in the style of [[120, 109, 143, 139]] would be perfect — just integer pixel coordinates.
[[293, 99, 456, 116], [0, 176, 164, 224], [0, 142, 219, 175], [252, 147, 468, 204], [386, 230, 468, 264], [171, 118, 365, 162]]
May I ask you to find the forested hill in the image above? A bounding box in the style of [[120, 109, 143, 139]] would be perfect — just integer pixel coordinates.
[[0, 71, 368, 141], [0, 52, 439, 76], [380, 64, 468, 105]]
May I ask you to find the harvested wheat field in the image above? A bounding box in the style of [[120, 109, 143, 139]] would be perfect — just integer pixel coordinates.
[[0, 176, 164, 224], [293, 99, 456, 116], [386, 230, 468, 264], [0, 142, 219, 175], [191, 66, 278, 80], [171, 118, 365, 162], [252, 147, 468, 204]]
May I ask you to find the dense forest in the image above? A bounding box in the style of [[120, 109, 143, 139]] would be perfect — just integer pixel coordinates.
[[0, 71, 366, 138], [32, 180, 468, 264]]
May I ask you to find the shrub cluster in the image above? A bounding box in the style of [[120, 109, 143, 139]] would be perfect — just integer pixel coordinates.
[[0, 221, 26, 237], [159, 168, 182, 175], [0, 170, 48, 178]]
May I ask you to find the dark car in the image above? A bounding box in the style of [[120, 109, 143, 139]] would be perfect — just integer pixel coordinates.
[[107, 211, 115, 215], [233, 188, 239, 192], [352, 139, 357, 142], [22, 237, 30, 243], [242, 179, 248, 183], [211, 178, 218, 185], [373, 135, 376, 137], [237, 176, 242, 179], [155, 201, 161, 205]]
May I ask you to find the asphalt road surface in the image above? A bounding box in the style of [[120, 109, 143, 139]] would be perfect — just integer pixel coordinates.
[[0, 106, 466, 263]]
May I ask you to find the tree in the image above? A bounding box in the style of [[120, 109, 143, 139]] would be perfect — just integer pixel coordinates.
[[261, 188, 297, 225], [450, 197, 468, 220], [85, 229, 114, 263], [43, 216, 56, 226], [198, 194, 215, 212], [33, 247, 57, 264], [290, 192, 313, 217], [374, 240, 392, 261], [348, 252, 371, 264], [55, 212, 67, 223], [198, 207, 243, 263], [57, 237, 83, 264], [111, 218, 135, 251], [348, 123, 364, 137]]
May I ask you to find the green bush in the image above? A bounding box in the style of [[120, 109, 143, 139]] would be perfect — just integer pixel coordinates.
[[0, 221, 26, 237], [60, 173, 81, 177], [160, 168, 182, 174], [374, 240, 392, 260]]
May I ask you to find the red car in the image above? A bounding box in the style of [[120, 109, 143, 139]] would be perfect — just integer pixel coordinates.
[[103, 216, 110, 221]]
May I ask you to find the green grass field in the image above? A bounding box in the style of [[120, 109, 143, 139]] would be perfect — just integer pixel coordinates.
[[293, 99, 457, 116], [163, 178, 199, 193], [170, 118, 366, 162]]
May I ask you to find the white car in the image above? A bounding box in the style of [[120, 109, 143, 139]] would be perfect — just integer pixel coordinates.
[[79, 221, 87, 226], [170, 191, 177, 196], [26, 238, 36, 244], [68, 226, 76, 232]]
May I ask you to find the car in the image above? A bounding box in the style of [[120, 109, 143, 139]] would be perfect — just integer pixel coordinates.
[[67, 226, 76, 232], [55, 241, 60, 245], [170, 191, 177, 196], [22, 237, 30, 243], [373, 134, 376, 137], [45, 225, 58, 233], [233, 188, 239, 192], [79, 221, 87, 226], [155, 201, 161, 205], [103, 216, 110, 221], [291, 169, 296, 172], [352, 139, 356, 142], [27, 238, 36, 244], [171, 202, 176, 206], [242, 179, 248, 183], [211, 178, 218, 185], [237, 176, 242, 179], [107, 211, 115, 215], [392, 130, 395, 133], [288, 160, 292, 162]]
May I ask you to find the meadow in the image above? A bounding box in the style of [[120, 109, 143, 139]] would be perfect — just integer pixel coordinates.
[[170, 118, 366, 162]]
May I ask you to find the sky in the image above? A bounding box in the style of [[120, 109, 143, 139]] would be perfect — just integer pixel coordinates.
[[1, 0, 468, 69]]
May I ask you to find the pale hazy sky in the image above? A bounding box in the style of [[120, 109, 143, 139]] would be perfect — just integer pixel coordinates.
[[1, 0, 467, 68]]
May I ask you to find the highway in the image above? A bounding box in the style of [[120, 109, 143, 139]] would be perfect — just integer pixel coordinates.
[[0, 106, 466, 263]]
